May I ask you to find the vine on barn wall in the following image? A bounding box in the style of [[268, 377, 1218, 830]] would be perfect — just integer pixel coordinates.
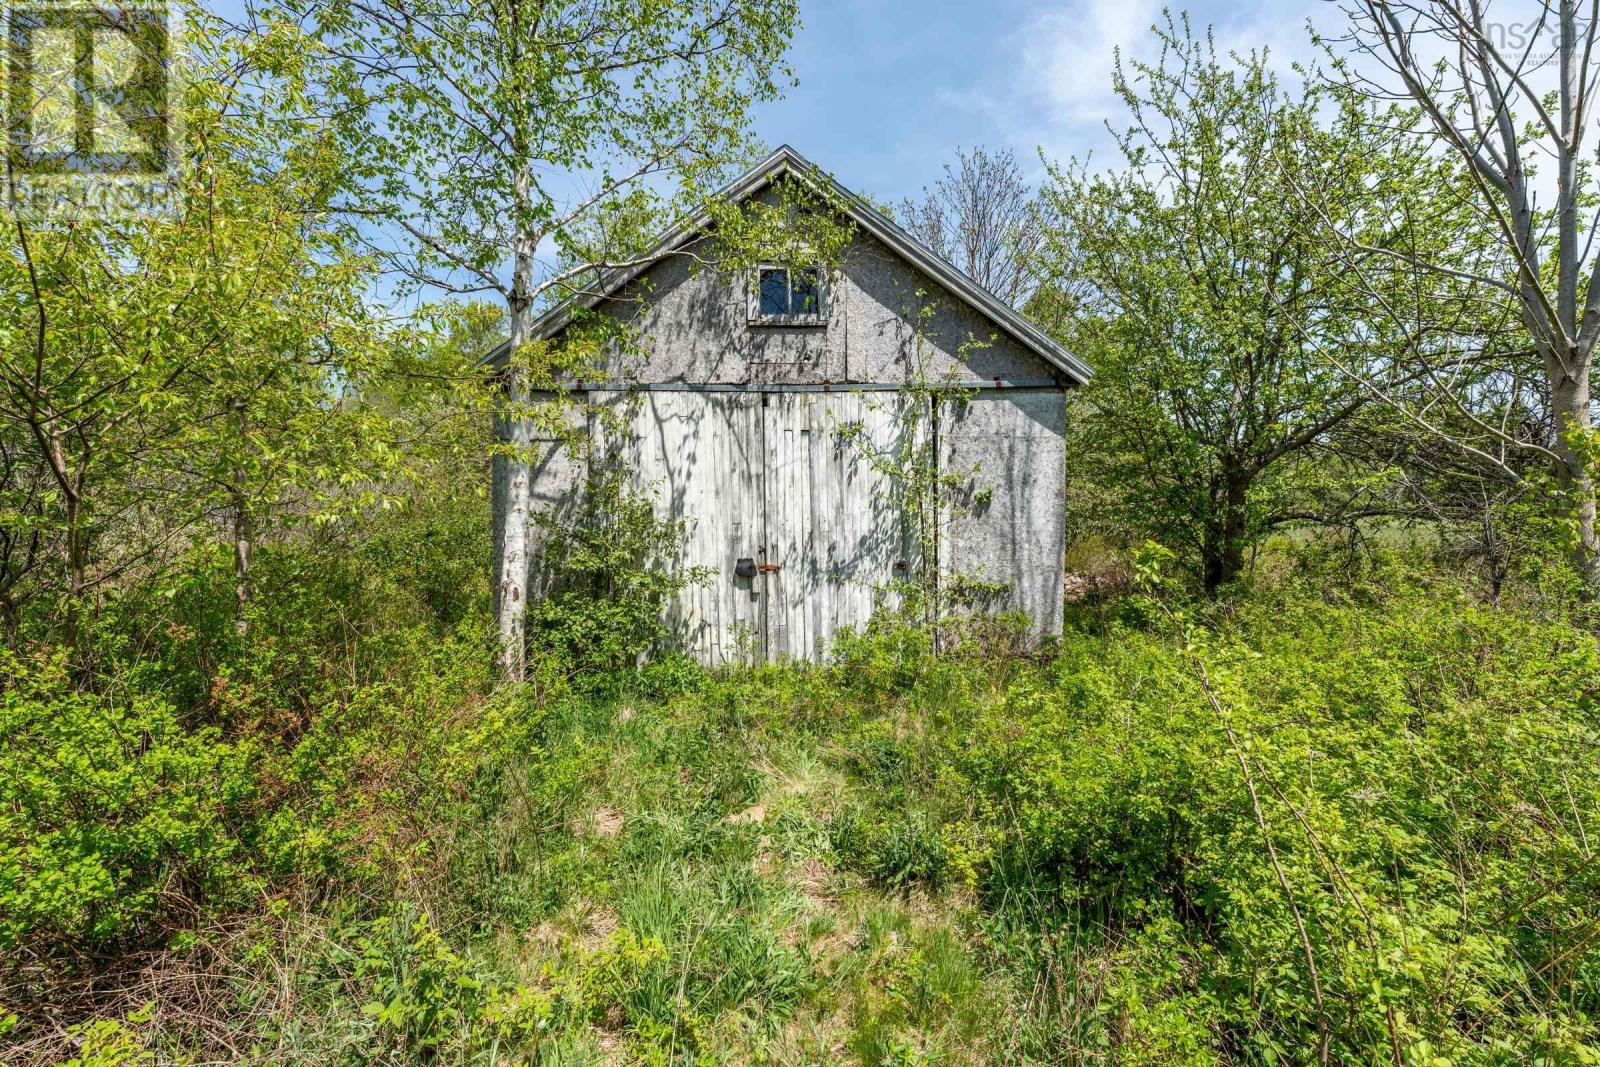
[[835, 285, 1008, 635]]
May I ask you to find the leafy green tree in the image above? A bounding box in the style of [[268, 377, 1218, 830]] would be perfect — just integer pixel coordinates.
[[1036, 19, 1480, 593], [287, 0, 801, 678], [0, 13, 406, 648], [173, 31, 405, 635]]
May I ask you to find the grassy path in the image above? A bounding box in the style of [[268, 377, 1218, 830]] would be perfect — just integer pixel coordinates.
[[450, 679, 1018, 1065]]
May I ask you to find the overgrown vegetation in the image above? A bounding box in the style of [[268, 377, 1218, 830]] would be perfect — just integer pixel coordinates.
[[9, 533, 1597, 1063], [7, 1, 1600, 1064]]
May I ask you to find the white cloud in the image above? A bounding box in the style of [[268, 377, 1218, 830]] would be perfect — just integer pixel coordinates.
[[1018, 0, 1161, 127], [982, 0, 1334, 167]]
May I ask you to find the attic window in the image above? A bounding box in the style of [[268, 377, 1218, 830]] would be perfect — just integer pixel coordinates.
[[750, 265, 826, 326]]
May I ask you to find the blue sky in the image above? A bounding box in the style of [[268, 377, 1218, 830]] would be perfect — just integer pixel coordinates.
[[757, 0, 1333, 204], [204, 0, 1342, 303]]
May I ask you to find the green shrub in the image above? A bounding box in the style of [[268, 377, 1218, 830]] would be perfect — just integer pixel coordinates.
[[531, 467, 710, 682], [830, 615, 938, 698], [832, 802, 949, 889], [57, 1002, 156, 1067], [354, 907, 548, 1058], [1, 486, 505, 962], [0, 651, 261, 952], [942, 580, 1600, 1060]]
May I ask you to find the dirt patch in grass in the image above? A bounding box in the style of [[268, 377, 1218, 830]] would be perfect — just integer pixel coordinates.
[[584, 805, 625, 838]]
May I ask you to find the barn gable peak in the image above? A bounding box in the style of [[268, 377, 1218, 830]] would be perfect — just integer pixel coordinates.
[[489, 145, 1091, 385]]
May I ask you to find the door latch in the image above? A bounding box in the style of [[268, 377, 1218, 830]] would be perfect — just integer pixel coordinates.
[[757, 563, 781, 574]]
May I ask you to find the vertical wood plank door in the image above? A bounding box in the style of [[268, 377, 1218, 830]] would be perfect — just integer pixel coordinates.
[[762, 392, 915, 662], [627, 391, 766, 665]]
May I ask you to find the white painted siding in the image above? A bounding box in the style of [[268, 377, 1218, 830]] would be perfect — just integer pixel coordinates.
[[602, 390, 916, 663], [615, 391, 766, 665]]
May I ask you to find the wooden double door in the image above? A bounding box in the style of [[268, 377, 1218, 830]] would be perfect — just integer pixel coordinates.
[[614, 389, 919, 664]]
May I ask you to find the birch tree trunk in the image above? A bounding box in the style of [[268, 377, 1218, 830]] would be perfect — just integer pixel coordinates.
[[495, 169, 537, 682], [233, 493, 252, 638], [1551, 369, 1598, 589]]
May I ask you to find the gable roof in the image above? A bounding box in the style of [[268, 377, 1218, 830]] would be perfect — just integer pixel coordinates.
[[487, 145, 1091, 384]]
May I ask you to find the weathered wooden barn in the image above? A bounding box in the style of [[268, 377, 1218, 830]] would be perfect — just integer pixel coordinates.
[[490, 146, 1091, 664]]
